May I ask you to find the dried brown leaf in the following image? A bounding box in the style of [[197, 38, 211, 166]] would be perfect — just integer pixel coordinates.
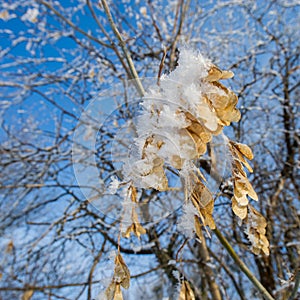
[[209, 94, 228, 110], [135, 222, 147, 236], [191, 181, 212, 208], [191, 181, 216, 229], [233, 180, 245, 198], [129, 185, 137, 203], [206, 65, 223, 82], [203, 213, 216, 229], [245, 205, 269, 256], [234, 194, 249, 206], [232, 197, 248, 220], [22, 290, 34, 300], [178, 280, 195, 300], [209, 83, 240, 125], [245, 182, 258, 201], [138, 158, 168, 191], [234, 143, 254, 160], [235, 176, 258, 201], [123, 219, 146, 239], [248, 205, 267, 231], [233, 160, 247, 177], [123, 224, 134, 238], [205, 65, 234, 82], [188, 132, 207, 155], [113, 284, 123, 300], [105, 282, 117, 300], [260, 235, 270, 256], [140, 136, 169, 190], [105, 283, 124, 300], [151, 157, 169, 191], [252, 246, 261, 256], [236, 152, 253, 173], [220, 109, 241, 126], [170, 154, 184, 169], [184, 112, 212, 156], [230, 141, 254, 172], [114, 254, 130, 289], [220, 70, 234, 79]]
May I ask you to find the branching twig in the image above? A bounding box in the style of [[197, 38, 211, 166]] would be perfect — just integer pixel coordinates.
[[169, 0, 191, 70], [157, 46, 167, 85], [209, 249, 247, 300], [100, 0, 145, 96], [38, 0, 111, 48], [214, 228, 275, 300], [197, 224, 222, 300]]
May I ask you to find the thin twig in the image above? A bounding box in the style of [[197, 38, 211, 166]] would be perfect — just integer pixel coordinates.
[[86, 0, 132, 77], [157, 46, 167, 85], [169, 0, 191, 70], [38, 0, 111, 48], [196, 222, 222, 300], [87, 241, 106, 300], [175, 238, 189, 261], [100, 0, 145, 97], [213, 228, 275, 300], [209, 248, 247, 300]]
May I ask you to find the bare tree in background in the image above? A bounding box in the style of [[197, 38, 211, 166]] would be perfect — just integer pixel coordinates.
[[0, 1, 299, 299]]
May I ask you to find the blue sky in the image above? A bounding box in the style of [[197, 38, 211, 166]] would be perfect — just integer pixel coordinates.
[[1, 1, 299, 299]]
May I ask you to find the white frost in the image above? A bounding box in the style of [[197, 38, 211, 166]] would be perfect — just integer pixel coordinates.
[[21, 8, 39, 23]]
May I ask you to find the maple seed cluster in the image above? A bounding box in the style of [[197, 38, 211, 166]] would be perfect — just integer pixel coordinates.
[[107, 49, 269, 299], [229, 141, 269, 255], [105, 254, 130, 300]]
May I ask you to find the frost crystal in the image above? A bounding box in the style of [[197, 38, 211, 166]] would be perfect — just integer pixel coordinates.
[[21, 8, 39, 23], [177, 202, 198, 238], [108, 176, 120, 194]]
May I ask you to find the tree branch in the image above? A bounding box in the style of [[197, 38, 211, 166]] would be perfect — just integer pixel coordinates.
[[214, 228, 275, 300], [38, 0, 112, 48], [100, 0, 145, 96]]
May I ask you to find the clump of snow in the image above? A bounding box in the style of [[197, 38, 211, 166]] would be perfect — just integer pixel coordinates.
[[119, 48, 219, 191], [109, 48, 235, 239], [167, 48, 211, 84]]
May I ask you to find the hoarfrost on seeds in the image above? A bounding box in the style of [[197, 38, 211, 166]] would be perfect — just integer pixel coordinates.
[[108, 47, 269, 258], [117, 48, 225, 191]]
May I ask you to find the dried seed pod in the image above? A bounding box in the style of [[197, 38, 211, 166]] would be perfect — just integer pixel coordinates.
[[232, 196, 248, 220], [191, 179, 216, 230], [123, 207, 146, 239], [114, 254, 130, 289], [178, 280, 195, 300], [245, 205, 269, 255]]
